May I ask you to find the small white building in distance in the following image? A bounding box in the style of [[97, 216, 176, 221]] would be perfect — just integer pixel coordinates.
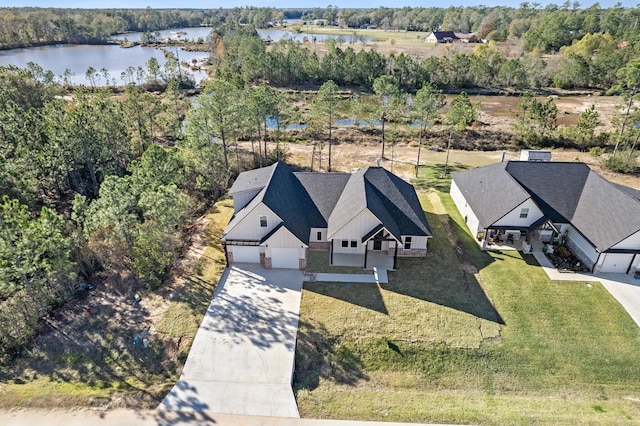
[[520, 150, 552, 162]]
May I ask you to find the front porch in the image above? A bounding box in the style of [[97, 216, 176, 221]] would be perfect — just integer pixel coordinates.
[[331, 251, 395, 270]]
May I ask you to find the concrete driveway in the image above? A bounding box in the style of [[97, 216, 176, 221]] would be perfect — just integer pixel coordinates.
[[159, 265, 304, 417]]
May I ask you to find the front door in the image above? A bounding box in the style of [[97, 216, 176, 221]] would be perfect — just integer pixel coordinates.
[[373, 239, 382, 250]]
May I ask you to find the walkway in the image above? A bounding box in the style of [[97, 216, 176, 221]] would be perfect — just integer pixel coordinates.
[[533, 250, 640, 329], [306, 268, 388, 284], [159, 265, 304, 418]]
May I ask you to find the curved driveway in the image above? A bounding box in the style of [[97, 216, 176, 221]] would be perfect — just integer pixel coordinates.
[[159, 265, 304, 417]]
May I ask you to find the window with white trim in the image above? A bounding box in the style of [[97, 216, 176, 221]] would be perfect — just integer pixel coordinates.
[[520, 208, 529, 218], [259, 215, 267, 227], [404, 236, 412, 250], [317, 231, 322, 241]]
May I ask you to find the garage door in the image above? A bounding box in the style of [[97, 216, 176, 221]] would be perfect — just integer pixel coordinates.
[[271, 248, 300, 269], [232, 246, 260, 263], [600, 253, 634, 273]]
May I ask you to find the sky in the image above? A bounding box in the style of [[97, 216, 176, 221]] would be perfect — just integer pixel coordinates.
[[1, 0, 637, 9]]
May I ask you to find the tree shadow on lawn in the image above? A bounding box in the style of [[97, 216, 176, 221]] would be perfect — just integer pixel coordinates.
[[304, 282, 388, 315], [294, 319, 368, 392], [383, 211, 504, 325]]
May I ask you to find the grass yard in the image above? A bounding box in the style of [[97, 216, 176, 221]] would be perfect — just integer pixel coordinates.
[[294, 184, 640, 424]]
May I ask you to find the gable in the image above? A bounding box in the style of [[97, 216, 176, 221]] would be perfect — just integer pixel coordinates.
[[223, 202, 281, 242], [262, 224, 306, 248], [452, 162, 530, 228]]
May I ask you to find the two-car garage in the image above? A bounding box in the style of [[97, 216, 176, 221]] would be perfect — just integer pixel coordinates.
[[597, 253, 637, 274]]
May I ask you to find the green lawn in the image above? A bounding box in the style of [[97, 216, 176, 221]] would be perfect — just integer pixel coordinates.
[[294, 189, 640, 425]]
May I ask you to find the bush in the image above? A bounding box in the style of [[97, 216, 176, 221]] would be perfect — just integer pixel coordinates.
[[601, 150, 639, 174], [589, 147, 605, 157]]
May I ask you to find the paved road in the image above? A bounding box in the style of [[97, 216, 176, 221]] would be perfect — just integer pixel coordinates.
[[0, 409, 449, 426], [159, 265, 304, 417]]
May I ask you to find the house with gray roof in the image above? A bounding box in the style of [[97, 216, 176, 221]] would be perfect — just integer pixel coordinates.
[[222, 162, 432, 270], [451, 161, 640, 274]]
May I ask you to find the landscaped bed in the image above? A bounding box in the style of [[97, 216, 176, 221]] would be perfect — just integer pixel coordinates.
[[545, 243, 591, 273], [294, 188, 640, 425]]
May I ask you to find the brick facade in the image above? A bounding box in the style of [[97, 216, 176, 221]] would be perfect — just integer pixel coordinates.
[[309, 242, 331, 250], [227, 247, 234, 263], [264, 257, 272, 269], [566, 238, 596, 270], [299, 258, 307, 270], [397, 248, 427, 257], [260, 252, 266, 267]]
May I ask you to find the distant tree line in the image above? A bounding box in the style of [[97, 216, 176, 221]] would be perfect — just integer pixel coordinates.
[[3, 4, 640, 51]]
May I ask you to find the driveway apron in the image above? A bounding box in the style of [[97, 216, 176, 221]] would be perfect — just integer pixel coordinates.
[[159, 265, 304, 417]]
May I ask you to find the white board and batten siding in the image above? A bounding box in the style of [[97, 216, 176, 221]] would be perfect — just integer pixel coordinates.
[[611, 230, 640, 251], [264, 226, 306, 269], [450, 180, 482, 237], [224, 203, 281, 241], [405, 235, 428, 250], [330, 209, 380, 241], [231, 188, 262, 212], [310, 227, 327, 243], [566, 225, 599, 265], [492, 199, 544, 228]]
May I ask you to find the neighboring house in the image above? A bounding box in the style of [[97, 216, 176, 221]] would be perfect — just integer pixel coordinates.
[[222, 162, 432, 270], [426, 31, 478, 43], [451, 161, 640, 274]]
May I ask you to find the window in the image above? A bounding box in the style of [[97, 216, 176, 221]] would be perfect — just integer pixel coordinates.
[[404, 236, 412, 250], [317, 231, 322, 241], [350, 240, 357, 248], [520, 208, 529, 218], [259, 215, 267, 227], [341, 240, 349, 248]]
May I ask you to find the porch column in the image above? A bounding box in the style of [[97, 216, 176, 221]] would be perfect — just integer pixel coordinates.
[[330, 239, 334, 265], [393, 242, 398, 270], [364, 243, 368, 269]]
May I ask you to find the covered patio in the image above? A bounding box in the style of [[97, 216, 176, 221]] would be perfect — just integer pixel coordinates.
[[331, 251, 395, 270]]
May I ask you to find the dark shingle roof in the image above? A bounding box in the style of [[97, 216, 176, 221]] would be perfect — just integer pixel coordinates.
[[226, 163, 431, 245], [229, 164, 275, 194], [453, 161, 640, 252], [452, 162, 530, 228], [327, 167, 432, 240], [506, 162, 590, 222], [294, 172, 351, 224]]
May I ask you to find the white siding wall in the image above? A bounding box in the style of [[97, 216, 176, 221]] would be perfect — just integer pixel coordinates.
[[331, 209, 381, 241], [232, 188, 262, 212], [450, 180, 482, 236], [266, 246, 306, 260], [492, 199, 544, 228], [401, 235, 428, 250], [333, 239, 366, 254], [263, 226, 304, 248], [310, 227, 327, 242], [611, 230, 640, 250], [365, 240, 393, 251], [566, 225, 599, 264], [224, 203, 281, 241]]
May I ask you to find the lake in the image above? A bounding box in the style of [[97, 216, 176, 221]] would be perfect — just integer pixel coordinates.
[[0, 26, 373, 86], [0, 44, 209, 86], [112, 26, 374, 44]]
